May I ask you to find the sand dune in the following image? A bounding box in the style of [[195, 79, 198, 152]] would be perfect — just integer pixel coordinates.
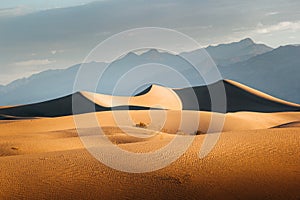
[[0, 93, 87, 117], [0, 79, 299, 199], [174, 80, 300, 112], [0, 80, 299, 118], [272, 121, 300, 128], [0, 92, 155, 118], [225, 80, 300, 107], [0, 84, 179, 118], [0, 111, 299, 199], [1, 110, 298, 135], [81, 84, 182, 110]]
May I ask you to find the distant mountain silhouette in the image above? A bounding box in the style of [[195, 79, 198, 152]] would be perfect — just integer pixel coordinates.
[[182, 38, 272, 66], [0, 65, 81, 106], [1, 39, 298, 106]]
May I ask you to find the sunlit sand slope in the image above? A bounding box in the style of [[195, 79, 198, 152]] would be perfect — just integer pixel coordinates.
[[0, 112, 299, 199]]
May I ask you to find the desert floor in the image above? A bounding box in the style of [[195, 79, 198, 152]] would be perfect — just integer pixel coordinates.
[[0, 111, 299, 200]]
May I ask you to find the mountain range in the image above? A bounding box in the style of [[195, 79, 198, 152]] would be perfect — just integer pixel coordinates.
[[187, 38, 272, 67], [0, 38, 299, 105]]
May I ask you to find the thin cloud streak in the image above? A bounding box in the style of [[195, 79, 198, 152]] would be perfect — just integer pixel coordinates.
[[15, 59, 55, 67], [255, 21, 300, 34], [0, 6, 33, 17]]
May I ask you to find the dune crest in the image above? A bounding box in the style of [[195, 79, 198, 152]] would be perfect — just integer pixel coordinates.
[[224, 79, 300, 107], [80, 84, 182, 110]]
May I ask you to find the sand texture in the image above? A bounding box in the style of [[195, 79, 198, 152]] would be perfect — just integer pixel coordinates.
[[0, 110, 299, 199]]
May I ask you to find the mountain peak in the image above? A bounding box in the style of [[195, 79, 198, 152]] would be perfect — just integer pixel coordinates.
[[207, 38, 256, 50], [142, 49, 160, 55], [118, 51, 138, 60], [126, 52, 138, 57], [203, 37, 272, 66], [239, 38, 254, 45]]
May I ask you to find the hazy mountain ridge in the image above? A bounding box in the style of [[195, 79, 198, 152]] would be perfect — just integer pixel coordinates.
[[0, 39, 298, 105], [205, 38, 273, 66], [0, 66, 80, 105]]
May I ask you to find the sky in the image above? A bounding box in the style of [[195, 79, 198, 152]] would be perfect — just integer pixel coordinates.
[[0, 0, 299, 85]]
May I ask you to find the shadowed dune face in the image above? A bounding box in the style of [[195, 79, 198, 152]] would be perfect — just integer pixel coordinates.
[[0, 93, 158, 118], [174, 80, 300, 112], [0, 79, 298, 118], [0, 93, 98, 118]]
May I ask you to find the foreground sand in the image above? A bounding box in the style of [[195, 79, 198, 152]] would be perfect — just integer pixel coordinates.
[[0, 111, 299, 199]]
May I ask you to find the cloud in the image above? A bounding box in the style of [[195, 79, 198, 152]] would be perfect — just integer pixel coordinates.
[[265, 11, 279, 16], [50, 49, 65, 55], [0, 6, 32, 17], [15, 59, 55, 67], [255, 21, 300, 34]]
